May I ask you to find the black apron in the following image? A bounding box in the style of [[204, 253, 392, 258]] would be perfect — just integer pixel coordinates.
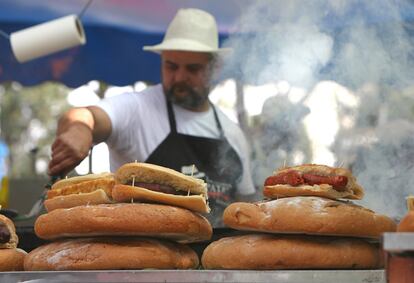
[[145, 99, 243, 227]]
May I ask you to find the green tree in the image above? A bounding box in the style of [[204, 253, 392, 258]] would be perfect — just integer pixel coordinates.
[[0, 82, 71, 177]]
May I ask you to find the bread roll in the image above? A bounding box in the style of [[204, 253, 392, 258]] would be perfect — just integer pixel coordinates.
[[0, 214, 18, 249], [397, 211, 414, 232], [25, 237, 198, 271], [51, 172, 114, 191], [47, 173, 115, 199], [115, 162, 207, 196], [35, 203, 212, 243], [223, 197, 396, 238], [0, 248, 27, 271], [202, 234, 383, 270], [44, 189, 113, 212]]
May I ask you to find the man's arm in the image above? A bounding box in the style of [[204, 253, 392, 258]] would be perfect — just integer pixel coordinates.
[[48, 106, 111, 176]]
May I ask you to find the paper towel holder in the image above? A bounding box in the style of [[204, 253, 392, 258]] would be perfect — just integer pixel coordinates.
[[10, 14, 86, 63]]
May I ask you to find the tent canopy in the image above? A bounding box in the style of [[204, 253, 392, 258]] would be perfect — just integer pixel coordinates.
[[0, 0, 241, 87], [3, 1, 414, 88]]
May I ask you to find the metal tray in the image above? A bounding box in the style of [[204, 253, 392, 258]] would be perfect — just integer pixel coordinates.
[[0, 270, 385, 283], [383, 232, 414, 251]]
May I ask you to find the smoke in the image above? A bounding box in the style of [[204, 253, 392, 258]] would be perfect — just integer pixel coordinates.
[[221, 1, 335, 88], [221, 0, 414, 219], [354, 120, 414, 219], [222, 0, 414, 88]]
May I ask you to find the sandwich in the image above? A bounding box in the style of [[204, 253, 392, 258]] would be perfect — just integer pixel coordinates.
[[112, 163, 210, 213], [32, 164, 212, 270], [44, 173, 115, 211], [223, 197, 396, 239], [36, 163, 212, 244], [263, 164, 364, 200], [0, 214, 27, 271]]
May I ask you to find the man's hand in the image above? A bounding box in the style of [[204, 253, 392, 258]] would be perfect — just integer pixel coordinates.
[[47, 106, 112, 176], [48, 123, 93, 176]]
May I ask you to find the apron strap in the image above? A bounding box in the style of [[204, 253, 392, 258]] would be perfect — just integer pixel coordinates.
[[166, 99, 177, 133], [209, 101, 225, 139], [166, 98, 225, 138]]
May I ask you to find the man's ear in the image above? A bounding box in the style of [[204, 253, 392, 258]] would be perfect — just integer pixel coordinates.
[[206, 55, 222, 82], [210, 54, 223, 71]]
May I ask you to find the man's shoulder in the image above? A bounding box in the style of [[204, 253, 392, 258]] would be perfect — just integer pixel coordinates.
[[96, 84, 165, 120], [127, 84, 163, 100], [137, 84, 163, 96]]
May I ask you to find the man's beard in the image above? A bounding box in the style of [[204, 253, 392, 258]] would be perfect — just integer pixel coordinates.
[[165, 83, 209, 110]]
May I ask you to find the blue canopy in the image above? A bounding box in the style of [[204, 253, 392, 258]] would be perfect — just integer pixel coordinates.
[[0, 0, 240, 87], [3, 1, 414, 88]]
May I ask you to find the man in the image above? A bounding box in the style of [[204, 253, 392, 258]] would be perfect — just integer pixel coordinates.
[[48, 8, 256, 226]]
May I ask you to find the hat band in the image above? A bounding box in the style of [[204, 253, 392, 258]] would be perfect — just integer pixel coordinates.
[[143, 38, 231, 54]]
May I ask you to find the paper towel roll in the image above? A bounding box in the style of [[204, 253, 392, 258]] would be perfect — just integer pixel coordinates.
[[10, 14, 86, 63]]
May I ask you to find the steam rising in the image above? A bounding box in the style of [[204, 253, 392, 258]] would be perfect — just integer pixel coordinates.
[[221, 0, 414, 219]]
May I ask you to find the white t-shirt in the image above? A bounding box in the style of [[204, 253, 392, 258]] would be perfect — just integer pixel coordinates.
[[96, 84, 255, 195]]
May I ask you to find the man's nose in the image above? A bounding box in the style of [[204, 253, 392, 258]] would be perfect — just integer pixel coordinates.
[[174, 68, 189, 82]]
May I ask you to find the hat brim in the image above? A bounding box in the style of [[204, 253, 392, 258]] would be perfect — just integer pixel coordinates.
[[143, 38, 232, 54]]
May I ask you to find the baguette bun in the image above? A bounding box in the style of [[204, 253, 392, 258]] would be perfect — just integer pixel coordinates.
[[0, 248, 27, 271], [397, 211, 414, 232], [112, 184, 210, 213], [223, 197, 396, 238], [0, 214, 18, 248], [115, 162, 207, 197], [44, 189, 113, 212], [201, 234, 383, 270], [264, 164, 364, 200], [35, 203, 212, 243], [24, 237, 199, 271], [47, 173, 115, 199]]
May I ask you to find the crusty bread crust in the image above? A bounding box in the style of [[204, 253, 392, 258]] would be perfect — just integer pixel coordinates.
[[44, 189, 113, 212], [35, 203, 212, 243], [112, 184, 210, 213], [0, 248, 27, 271], [48, 174, 115, 199], [223, 197, 396, 239], [264, 164, 364, 200], [397, 211, 414, 232], [52, 173, 114, 190], [201, 234, 383, 270], [115, 163, 207, 197], [0, 214, 18, 248], [24, 237, 199, 271]]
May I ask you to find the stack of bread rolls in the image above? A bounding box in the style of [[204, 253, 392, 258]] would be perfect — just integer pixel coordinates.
[[25, 163, 212, 270], [202, 164, 397, 270]]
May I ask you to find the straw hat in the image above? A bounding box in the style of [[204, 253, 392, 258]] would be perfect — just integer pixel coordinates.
[[143, 8, 231, 54]]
